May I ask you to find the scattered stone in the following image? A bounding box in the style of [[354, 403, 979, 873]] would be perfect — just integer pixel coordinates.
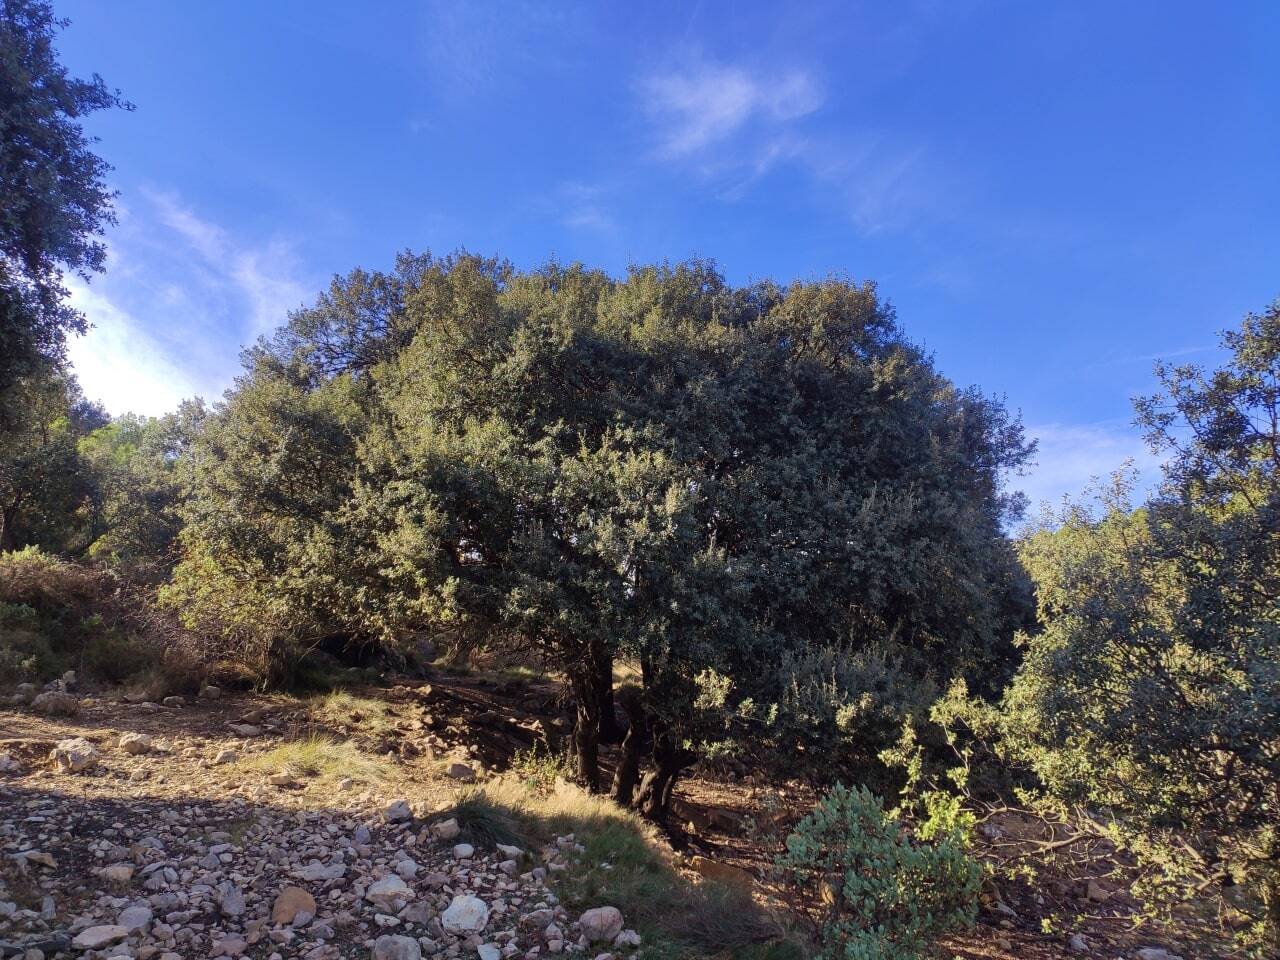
[[98, 863, 134, 884], [118, 904, 153, 932], [50, 736, 98, 773], [31, 691, 79, 716], [476, 945, 500, 960], [440, 894, 489, 934], [383, 799, 413, 822], [271, 886, 317, 925], [200, 683, 222, 699], [394, 859, 418, 879], [579, 906, 624, 943], [212, 747, 238, 765], [161, 695, 184, 707], [118, 731, 153, 754], [372, 934, 421, 960], [1135, 950, 1183, 960], [445, 761, 475, 782], [614, 930, 641, 948], [218, 881, 247, 916], [429, 818, 460, 840], [366, 875, 411, 909], [71, 926, 130, 950], [452, 843, 474, 860], [1068, 934, 1089, 953]]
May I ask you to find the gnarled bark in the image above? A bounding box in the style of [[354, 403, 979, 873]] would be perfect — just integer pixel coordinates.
[[634, 726, 697, 821], [610, 686, 648, 806]]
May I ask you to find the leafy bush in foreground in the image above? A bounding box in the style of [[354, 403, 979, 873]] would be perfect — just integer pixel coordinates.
[[776, 783, 981, 960], [1003, 304, 1280, 952]]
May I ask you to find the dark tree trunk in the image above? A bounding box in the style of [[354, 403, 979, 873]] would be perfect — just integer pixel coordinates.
[[592, 640, 623, 744], [635, 726, 697, 821], [571, 671, 602, 793], [610, 688, 649, 806], [0, 506, 16, 552]]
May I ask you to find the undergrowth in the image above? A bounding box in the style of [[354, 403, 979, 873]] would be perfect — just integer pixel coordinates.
[[446, 775, 798, 959]]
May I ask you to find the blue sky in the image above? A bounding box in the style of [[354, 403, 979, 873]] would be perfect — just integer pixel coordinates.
[[56, 0, 1279, 508]]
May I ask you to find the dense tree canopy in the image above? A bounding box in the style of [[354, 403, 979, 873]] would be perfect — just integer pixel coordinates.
[[164, 253, 1034, 814]]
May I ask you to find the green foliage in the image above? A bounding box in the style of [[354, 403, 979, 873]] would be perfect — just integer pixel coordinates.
[[0, 545, 194, 686], [79, 401, 205, 576], [451, 789, 528, 850], [0, 365, 105, 552], [0, 598, 56, 681], [160, 355, 369, 685], [80, 630, 151, 683], [510, 745, 576, 794], [776, 783, 981, 960], [1004, 301, 1280, 952], [0, 0, 130, 389], [766, 645, 936, 793], [165, 254, 1033, 804]]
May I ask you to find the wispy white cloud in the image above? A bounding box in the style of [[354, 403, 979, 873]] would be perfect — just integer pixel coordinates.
[[641, 60, 822, 159], [65, 190, 312, 418], [65, 278, 207, 418], [146, 189, 309, 337], [638, 55, 939, 232], [558, 181, 616, 232], [1015, 421, 1163, 510]]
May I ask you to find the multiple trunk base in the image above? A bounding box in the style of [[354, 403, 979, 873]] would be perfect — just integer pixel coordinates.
[[569, 671, 695, 823]]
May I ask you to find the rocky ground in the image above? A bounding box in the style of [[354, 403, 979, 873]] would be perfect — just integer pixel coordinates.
[[0, 672, 1211, 960], [0, 679, 639, 960]]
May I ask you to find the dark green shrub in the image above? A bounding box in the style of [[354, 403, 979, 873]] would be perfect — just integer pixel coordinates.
[[776, 783, 981, 960], [1000, 305, 1280, 954], [765, 646, 935, 793], [81, 630, 151, 683], [0, 602, 59, 682], [0, 546, 200, 687]]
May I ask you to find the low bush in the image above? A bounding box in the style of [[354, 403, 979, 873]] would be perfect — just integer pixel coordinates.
[[451, 789, 527, 850], [762, 645, 936, 794], [81, 631, 152, 683], [0, 546, 206, 690], [776, 783, 981, 960], [0, 601, 59, 682]]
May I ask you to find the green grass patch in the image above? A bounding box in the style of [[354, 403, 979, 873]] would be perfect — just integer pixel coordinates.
[[309, 689, 398, 737], [452, 789, 528, 850], [239, 733, 391, 785]]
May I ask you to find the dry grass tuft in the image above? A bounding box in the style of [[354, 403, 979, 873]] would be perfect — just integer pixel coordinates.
[[239, 734, 391, 785], [309, 690, 397, 737]]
